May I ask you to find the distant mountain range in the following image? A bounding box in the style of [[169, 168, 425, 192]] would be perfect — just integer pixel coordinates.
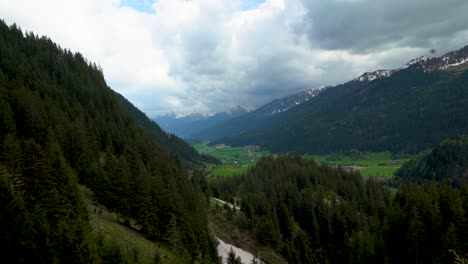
[[154, 86, 331, 140], [205, 45, 468, 154], [153, 105, 248, 139]]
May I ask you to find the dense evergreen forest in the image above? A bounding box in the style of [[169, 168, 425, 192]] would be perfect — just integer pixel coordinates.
[[396, 135, 468, 185], [212, 55, 468, 154], [212, 155, 468, 263], [0, 20, 218, 263]]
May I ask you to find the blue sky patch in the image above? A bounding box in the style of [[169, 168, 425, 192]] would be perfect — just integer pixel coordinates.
[[241, 0, 267, 10], [120, 0, 267, 13], [120, 0, 155, 13]]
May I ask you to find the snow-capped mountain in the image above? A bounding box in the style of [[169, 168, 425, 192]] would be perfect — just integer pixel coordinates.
[[254, 44, 468, 119], [353, 45, 468, 83], [225, 104, 249, 116], [258, 45, 468, 118], [252, 45, 468, 119], [190, 44, 468, 143], [254, 85, 330, 116]]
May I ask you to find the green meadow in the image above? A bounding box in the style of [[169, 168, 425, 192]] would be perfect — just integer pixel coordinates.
[[309, 151, 409, 178], [192, 143, 269, 176], [195, 143, 408, 178]]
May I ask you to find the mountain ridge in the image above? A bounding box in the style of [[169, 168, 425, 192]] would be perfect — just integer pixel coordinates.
[[251, 85, 330, 117], [352, 45, 468, 83]]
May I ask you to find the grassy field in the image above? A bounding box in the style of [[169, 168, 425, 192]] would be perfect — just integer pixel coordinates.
[[309, 151, 409, 178], [193, 143, 269, 176], [195, 143, 408, 178], [359, 166, 400, 179]]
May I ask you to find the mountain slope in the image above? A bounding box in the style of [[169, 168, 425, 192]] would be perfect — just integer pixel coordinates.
[[0, 21, 217, 262], [215, 45, 468, 154]]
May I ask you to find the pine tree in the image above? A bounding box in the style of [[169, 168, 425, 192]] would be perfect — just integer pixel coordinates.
[[227, 247, 237, 264], [168, 214, 183, 252]]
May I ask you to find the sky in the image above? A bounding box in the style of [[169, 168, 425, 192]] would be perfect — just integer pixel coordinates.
[[1, 0, 468, 116]]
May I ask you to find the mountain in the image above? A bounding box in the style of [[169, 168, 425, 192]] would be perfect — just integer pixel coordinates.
[[395, 135, 468, 184], [212, 45, 468, 154], [0, 21, 217, 262], [153, 104, 248, 139]]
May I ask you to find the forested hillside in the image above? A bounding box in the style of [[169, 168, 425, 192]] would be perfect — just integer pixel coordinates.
[[211, 48, 468, 154], [212, 155, 468, 263], [396, 135, 468, 184], [0, 21, 217, 263], [115, 93, 221, 167]]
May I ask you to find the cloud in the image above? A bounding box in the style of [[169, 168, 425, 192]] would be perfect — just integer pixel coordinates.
[[300, 0, 468, 53], [0, 0, 467, 116]]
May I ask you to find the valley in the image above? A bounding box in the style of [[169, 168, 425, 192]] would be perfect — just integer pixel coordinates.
[[194, 142, 408, 179], [1, 5, 468, 264]]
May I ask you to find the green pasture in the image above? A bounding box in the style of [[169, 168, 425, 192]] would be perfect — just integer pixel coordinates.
[[309, 151, 410, 178], [195, 143, 409, 178], [193, 143, 269, 176]]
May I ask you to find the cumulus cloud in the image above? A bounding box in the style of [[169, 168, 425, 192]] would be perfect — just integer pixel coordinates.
[[0, 0, 467, 116]]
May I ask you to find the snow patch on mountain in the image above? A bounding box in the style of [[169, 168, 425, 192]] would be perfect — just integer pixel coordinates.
[[255, 85, 330, 116], [400, 56, 431, 70], [353, 45, 468, 83], [445, 57, 468, 67], [356, 70, 393, 82]]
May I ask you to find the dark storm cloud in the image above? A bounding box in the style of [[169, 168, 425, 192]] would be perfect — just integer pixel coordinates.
[[301, 0, 468, 53]]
